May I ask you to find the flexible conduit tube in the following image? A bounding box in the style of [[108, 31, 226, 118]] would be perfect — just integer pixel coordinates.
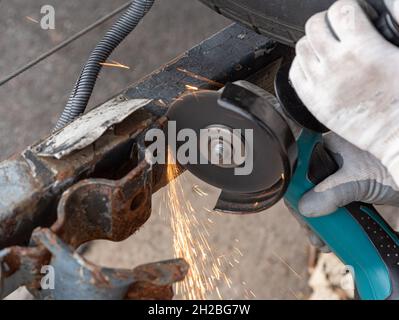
[[54, 0, 155, 131]]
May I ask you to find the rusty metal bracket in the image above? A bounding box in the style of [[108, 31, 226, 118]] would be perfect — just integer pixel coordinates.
[[53, 150, 152, 248]]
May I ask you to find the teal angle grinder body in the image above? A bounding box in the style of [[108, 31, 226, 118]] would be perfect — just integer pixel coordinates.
[[167, 81, 399, 300]]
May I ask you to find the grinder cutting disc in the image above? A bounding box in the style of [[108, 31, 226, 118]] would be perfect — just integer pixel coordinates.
[[167, 83, 297, 213]]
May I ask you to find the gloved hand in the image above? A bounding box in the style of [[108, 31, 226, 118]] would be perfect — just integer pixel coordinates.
[[289, 0, 399, 186], [299, 133, 399, 217]]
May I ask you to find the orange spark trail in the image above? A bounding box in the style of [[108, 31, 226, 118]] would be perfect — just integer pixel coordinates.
[[165, 149, 246, 300], [99, 60, 130, 69], [26, 16, 39, 24], [185, 84, 199, 91], [177, 68, 224, 88]]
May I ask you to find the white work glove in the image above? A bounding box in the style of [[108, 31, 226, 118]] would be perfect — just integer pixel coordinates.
[[299, 133, 399, 217], [289, 0, 399, 187]]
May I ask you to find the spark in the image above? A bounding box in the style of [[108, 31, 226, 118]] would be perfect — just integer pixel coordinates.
[[289, 289, 300, 300], [242, 282, 257, 300], [192, 184, 208, 197], [26, 16, 39, 24], [224, 274, 232, 288], [164, 148, 256, 299], [216, 287, 222, 300], [166, 150, 216, 299], [157, 99, 167, 107], [203, 207, 213, 213], [166, 148, 248, 300], [177, 68, 224, 88], [272, 251, 302, 280], [234, 247, 244, 257], [185, 84, 199, 91], [99, 60, 130, 69]]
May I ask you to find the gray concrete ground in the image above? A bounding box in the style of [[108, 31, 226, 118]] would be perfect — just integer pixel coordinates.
[[0, 0, 311, 299]]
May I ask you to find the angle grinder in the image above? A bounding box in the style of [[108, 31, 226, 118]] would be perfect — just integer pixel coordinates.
[[167, 77, 399, 300]]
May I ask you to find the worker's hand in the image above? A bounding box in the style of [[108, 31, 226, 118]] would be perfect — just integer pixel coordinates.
[[299, 133, 399, 217], [289, 0, 399, 186]]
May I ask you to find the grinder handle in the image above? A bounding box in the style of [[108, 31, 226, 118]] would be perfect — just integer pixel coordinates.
[[284, 130, 399, 300]]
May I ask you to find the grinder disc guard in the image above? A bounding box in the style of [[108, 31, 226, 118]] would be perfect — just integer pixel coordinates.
[[167, 83, 297, 214]]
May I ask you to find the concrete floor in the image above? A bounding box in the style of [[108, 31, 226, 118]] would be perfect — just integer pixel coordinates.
[[0, 0, 311, 299]]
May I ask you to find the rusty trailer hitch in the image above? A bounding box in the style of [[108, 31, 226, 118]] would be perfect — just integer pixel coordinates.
[[0, 24, 290, 300]]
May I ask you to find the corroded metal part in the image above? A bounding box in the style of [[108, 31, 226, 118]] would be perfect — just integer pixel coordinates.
[[26, 229, 188, 300], [127, 260, 189, 300], [0, 228, 187, 300], [0, 108, 159, 249], [53, 158, 152, 248], [0, 155, 55, 248], [0, 245, 50, 298]]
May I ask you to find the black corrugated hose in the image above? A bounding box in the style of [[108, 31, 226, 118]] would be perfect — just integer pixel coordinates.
[[54, 0, 155, 131]]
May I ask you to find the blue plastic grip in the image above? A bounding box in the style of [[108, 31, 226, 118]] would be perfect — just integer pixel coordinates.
[[284, 130, 399, 300]]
